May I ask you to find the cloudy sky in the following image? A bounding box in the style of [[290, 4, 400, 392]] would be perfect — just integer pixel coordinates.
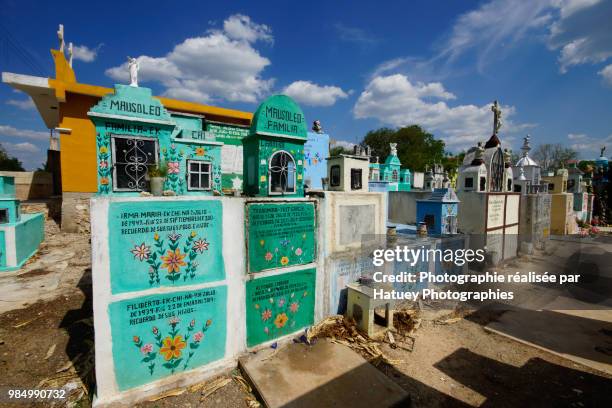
[[1, 0, 611, 169]]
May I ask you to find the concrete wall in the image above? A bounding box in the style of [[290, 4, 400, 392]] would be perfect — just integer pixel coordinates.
[[61, 192, 93, 233], [388, 190, 432, 224], [91, 195, 328, 406], [550, 193, 578, 234], [0, 171, 53, 200], [519, 194, 551, 249], [0, 212, 44, 271]]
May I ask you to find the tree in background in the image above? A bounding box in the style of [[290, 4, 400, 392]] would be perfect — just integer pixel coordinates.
[[531, 143, 578, 171], [0, 143, 25, 171], [362, 125, 445, 171]]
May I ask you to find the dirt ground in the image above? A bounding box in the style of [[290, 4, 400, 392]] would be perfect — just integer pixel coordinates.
[[1, 218, 611, 407]]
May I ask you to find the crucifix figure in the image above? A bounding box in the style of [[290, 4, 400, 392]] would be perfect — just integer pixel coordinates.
[[601, 145, 606, 157], [491, 100, 503, 135], [57, 24, 65, 52], [68, 42, 73, 67], [127, 57, 139, 87]]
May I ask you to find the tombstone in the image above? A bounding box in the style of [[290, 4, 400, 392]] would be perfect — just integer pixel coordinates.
[[303, 130, 329, 190], [369, 157, 381, 182], [378, 143, 411, 191], [0, 175, 44, 271], [455, 101, 521, 261], [327, 147, 370, 192], [88, 84, 223, 196], [242, 95, 307, 197], [541, 168, 578, 234], [242, 95, 318, 348], [204, 122, 250, 191], [416, 188, 460, 235], [89, 85, 237, 405]]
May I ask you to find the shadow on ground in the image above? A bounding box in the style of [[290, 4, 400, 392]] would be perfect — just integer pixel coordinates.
[[59, 268, 95, 397]]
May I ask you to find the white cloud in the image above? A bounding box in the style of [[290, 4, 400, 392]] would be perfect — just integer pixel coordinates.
[[548, 0, 612, 72], [3, 141, 39, 154], [223, 14, 272, 43], [72, 44, 101, 62], [353, 74, 522, 149], [566, 133, 612, 158], [282, 81, 349, 107], [436, 0, 555, 73], [105, 14, 273, 103], [6, 98, 35, 110], [599, 63, 612, 85], [376, 0, 611, 82], [0, 125, 48, 141]]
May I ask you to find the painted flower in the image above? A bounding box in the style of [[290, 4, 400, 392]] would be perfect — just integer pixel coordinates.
[[280, 238, 290, 247], [280, 256, 289, 266], [169, 316, 180, 325], [264, 252, 273, 261], [168, 161, 180, 174], [190, 231, 197, 238], [99, 160, 108, 169], [269, 298, 274, 304], [259, 239, 265, 246], [303, 291, 308, 298], [133, 336, 140, 344], [193, 332, 204, 342], [168, 232, 181, 242], [254, 304, 260, 310], [278, 298, 285, 308], [206, 319, 212, 327], [195, 147, 206, 156], [193, 239, 209, 253], [160, 335, 186, 361], [99, 146, 108, 154], [302, 233, 306, 239], [161, 249, 187, 274], [290, 293, 295, 298], [274, 313, 289, 329], [261, 309, 272, 321], [260, 175, 266, 182], [130, 243, 151, 261], [100, 177, 109, 185], [190, 319, 196, 328], [295, 248, 303, 256], [154, 232, 160, 241], [264, 327, 269, 334], [290, 302, 299, 313], [152, 326, 159, 335], [140, 343, 153, 355]]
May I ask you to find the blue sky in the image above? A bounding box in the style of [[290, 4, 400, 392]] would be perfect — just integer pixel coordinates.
[[1, 0, 612, 169]]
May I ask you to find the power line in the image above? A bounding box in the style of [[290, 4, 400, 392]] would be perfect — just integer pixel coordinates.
[[0, 22, 49, 77]]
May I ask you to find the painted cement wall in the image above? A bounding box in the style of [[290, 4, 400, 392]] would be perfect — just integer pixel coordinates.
[[388, 191, 432, 224], [91, 195, 325, 406], [303, 132, 329, 189]]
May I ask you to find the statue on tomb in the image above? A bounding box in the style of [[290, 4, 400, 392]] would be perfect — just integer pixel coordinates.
[[475, 142, 485, 160], [68, 42, 73, 67], [491, 100, 503, 135], [504, 148, 512, 167], [128, 57, 139, 87], [390, 143, 398, 156], [601, 145, 606, 158], [57, 24, 65, 52], [312, 120, 323, 133]]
